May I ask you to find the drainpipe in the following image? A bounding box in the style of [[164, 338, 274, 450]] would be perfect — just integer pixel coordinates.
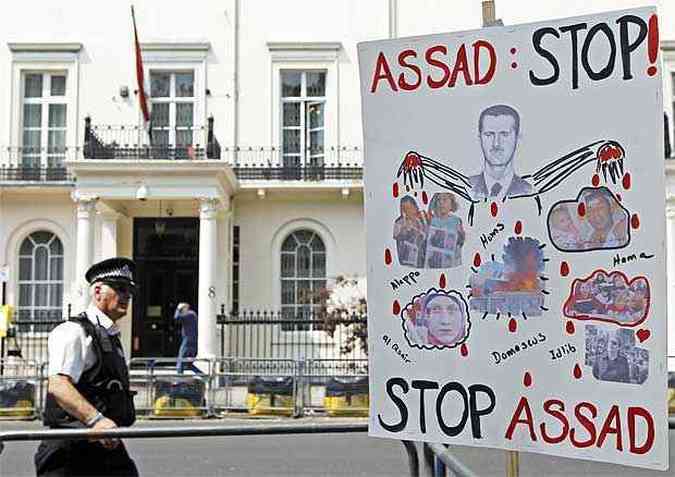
[[233, 0, 240, 165]]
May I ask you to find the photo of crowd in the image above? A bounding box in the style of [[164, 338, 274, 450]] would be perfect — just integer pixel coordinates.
[[402, 289, 470, 349], [469, 237, 545, 316], [393, 193, 465, 269], [548, 187, 629, 252], [563, 271, 649, 325], [585, 324, 649, 385]]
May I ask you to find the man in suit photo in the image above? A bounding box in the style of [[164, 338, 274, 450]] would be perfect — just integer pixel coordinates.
[[469, 104, 533, 201]]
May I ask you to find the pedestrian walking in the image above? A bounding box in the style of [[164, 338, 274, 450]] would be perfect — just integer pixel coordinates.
[[174, 302, 200, 374]]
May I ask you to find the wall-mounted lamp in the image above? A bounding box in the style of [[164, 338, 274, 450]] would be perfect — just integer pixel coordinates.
[[136, 184, 148, 201]]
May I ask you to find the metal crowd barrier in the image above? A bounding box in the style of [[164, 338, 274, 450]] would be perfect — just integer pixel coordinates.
[[0, 424, 479, 477], [0, 359, 40, 420]]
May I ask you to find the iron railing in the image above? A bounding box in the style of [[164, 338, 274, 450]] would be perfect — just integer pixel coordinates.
[[217, 307, 368, 361], [0, 147, 76, 183]]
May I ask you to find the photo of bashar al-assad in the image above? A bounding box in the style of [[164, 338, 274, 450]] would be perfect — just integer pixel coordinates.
[[469, 104, 533, 201]]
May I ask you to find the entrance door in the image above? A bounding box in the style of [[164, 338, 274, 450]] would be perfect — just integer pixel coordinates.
[[132, 218, 199, 359]]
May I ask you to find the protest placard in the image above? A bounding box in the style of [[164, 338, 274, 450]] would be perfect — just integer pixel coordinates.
[[359, 7, 667, 470]]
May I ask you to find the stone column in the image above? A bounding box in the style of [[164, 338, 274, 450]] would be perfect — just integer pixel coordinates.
[[197, 197, 220, 360], [74, 196, 97, 310], [99, 211, 120, 260]]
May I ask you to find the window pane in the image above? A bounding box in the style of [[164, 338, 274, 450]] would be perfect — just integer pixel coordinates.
[[150, 73, 170, 97], [309, 234, 325, 252], [312, 253, 326, 277], [297, 280, 311, 303], [20, 238, 34, 255], [19, 257, 32, 280], [35, 284, 49, 306], [294, 230, 313, 244], [281, 253, 295, 277], [31, 231, 52, 244], [49, 284, 63, 307], [283, 130, 300, 154], [50, 257, 64, 280], [281, 71, 301, 97], [51, 75, 66, 96], [309, 131, 324, 155], [176, 103, 193, 127], [24, 74, 43, 98], [19, 284, 32, 307], [49, 237, 63, 255], [308, 103, 324, 129], [176, 130, 193, 147], [48, 131, 66, 153], [23, 104, 42, 127], [175, 73, 194, 97], [22, 131, 41, 150], [306, 72, 326, 97], [49, 104, 67, 127], [297, 246, 311, 277], [281, 235, 297, 251], [35, 247, 49, 280], [283, 103, 301, 127], [151, 103, 170, 127], [313, 281, 326, 304], [153, 130, 170, 146], [281, 280, 295, 305]]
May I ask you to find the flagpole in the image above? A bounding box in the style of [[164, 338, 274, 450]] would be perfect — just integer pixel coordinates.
[[131, 5, 152, 145]]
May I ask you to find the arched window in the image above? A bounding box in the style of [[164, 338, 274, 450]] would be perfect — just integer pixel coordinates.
[[18, 231, 64, 331], [280, 229, 326, 330]]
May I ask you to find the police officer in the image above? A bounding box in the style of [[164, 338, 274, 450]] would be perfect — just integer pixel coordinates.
[[35, 257, 139, 476]]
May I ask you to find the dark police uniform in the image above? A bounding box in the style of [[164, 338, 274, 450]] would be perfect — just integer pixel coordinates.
[[35, 258, 139, 476]]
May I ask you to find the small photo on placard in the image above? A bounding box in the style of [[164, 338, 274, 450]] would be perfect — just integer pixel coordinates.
[[585, 324, 649, 385]]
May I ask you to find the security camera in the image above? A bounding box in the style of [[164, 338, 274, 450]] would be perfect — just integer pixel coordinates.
[[136, 184, 148, 201]]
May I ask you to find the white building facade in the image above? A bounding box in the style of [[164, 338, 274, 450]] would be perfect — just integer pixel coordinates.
[[1, 0, 675, 364]]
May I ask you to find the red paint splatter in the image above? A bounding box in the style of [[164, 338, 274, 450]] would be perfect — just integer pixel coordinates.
[[393, 183, 399, 198], [406, 185, 410, 192], [566, 320, 575, 334], [414, 191, 417, 197], [615, 193, 622, 202], [573, 364, 582, 379], [510, 47, 517, 54], [622, 172, 631, 190], [637, 329, 651, 343], [523, 372, 532, 387], [560, 261, 570, 277], [514, 221, 522, 235], [577, 202, 586, 217], [647, 14, 659, 76], [592, 174, 600, 187], [385, 249, 392, 265], [511, 62, 517, 69], [473, 253, 482, 268], [460, 343, 468, 357], [490, 202, 498, 217], [439, 273, 446, 289], [422, 191, 428, 205], [631, 214, 640, 230], [393, 300, 401, 315], [508, 318, 517, 333]]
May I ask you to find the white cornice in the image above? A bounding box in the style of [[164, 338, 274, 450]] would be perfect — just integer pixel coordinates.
[[267, 42, 342, 52], [141, 42, 211, 52], [8, 42, 82, 53]]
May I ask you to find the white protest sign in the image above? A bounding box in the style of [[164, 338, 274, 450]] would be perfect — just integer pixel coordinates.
[[0, 266, 8, 283], [359, 7, 667, 470]]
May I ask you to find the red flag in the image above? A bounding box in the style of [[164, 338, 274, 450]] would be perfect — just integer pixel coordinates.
[[131, 6, 150, 125]]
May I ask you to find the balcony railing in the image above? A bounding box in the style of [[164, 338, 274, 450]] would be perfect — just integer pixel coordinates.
[[0, 147, 75, 183], [84, 116, 221, 160]]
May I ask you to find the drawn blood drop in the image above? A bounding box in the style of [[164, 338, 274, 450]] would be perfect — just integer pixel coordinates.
[[460, 343, 468, 357], [393, 300, 401, 315], [566, 320, 575, 334], [615, 193, 622, 202], [439, 273, 446, 289], [422, 191, 429, 205], [393, 183, 399, 198], [514, 221, 523, 235], [473, 253, 482, 268], [592, 174, 600, 187], [490, 202, 498, 217], [508, 318, 517, 333], [577, 202, 586, 217], [573, 364, 582, 379], [631, 214, 640, 230], [560, 261, 570, 277], [385, 248, 392, 265], [523, 372, 532, 388], [622, 172, 631, 190]]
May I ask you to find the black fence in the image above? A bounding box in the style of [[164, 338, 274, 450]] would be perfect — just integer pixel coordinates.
[[217, 308, 368, 361], [1, 310, 69, 366]]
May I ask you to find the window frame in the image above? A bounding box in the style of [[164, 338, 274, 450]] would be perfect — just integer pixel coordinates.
[[149, 70, 196, 147]]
